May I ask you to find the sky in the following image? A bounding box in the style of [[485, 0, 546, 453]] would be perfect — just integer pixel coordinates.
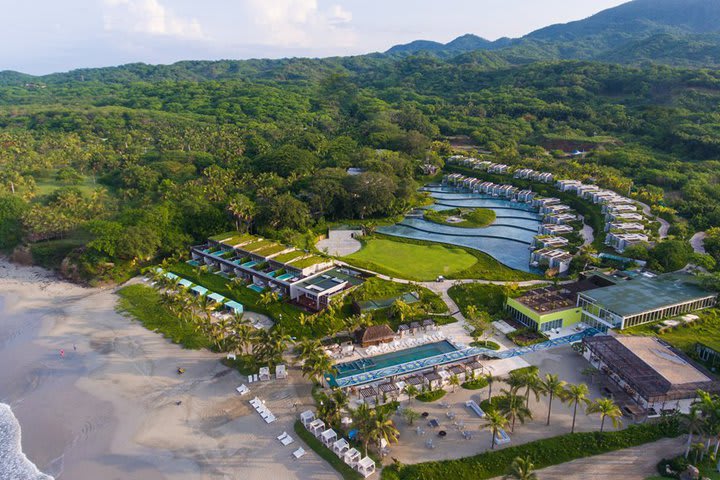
[[1, 0, 628, 75]]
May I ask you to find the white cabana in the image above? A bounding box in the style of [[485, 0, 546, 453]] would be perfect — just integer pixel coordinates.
[[259, 366, 271, 381], [332, 438, 350, 456], [275, 364, 287, 379], [300, 410, 315, 426], [308, 418, 325, 437], [344, 448, 361, 467], [320, 428, 337, 447], [357, 456, 376, 478]]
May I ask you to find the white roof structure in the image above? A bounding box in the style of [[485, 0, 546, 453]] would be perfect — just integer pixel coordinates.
[[344, 448, 361, 466], [320, 428, 337, 446], [357, 457, 376, 478], [332, 438, 350, 456], [300, 410, 315, 426]]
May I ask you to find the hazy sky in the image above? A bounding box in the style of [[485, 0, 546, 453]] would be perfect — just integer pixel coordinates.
[[2, 0, 627, 75]]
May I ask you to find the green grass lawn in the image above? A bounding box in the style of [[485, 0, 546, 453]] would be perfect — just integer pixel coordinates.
[[344, 237, 477, 281], [448, 283, 527, 319], [424, 208, 496, 228], [623, 308, 720, 355], [34, 175, 99, 196]]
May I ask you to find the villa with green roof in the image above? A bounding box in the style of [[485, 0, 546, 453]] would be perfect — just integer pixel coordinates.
[[191, 232, 363, 311]]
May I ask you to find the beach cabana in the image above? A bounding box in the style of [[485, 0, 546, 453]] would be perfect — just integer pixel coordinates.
[[409, 321, 421, 334], [423, 371, 442, 389], [300, 410, 315, 427], [378, 383, 399, 402], [357, 457, 376, 478], [405, 375, 424, 387], [208, 292, 226, 303], [358, 325, 395, 348], [320, 428, 337, 447], [178, 279, 193, 289], [449, 364, 466, 382], [343, 448, 361, 467], [359, 386, 377, 405], [332, 438, 350, 456], [164, 272, 179, 281], [275, 364, 287, 379], [464, 360, 483, 377], [422, 319, 436, 331], [308, 418, 325, 437], [224, 300, 243, 314], [259, 367, 270, 381], [397, 324, 410, 337], [191, 285, 209, 296]]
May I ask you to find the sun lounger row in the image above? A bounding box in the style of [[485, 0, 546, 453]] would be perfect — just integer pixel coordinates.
[[249, 397, 275, 423], [235, 384, 249, 395], [364, 333, 446, 355], [277, 431, 294, 446]]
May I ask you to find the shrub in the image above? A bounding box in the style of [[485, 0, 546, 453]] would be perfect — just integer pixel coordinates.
[[416, 389, 446, 402], [470, 340, 500, 350], [507, 328, 548, 346], [461, 378, 489, 390], [657, 456, 689, 478]]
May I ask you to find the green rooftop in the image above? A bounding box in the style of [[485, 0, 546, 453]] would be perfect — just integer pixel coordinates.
[[210, 231, 257, 246], [241, 239, 273, 252], [253, 243, 287, 257], [290, 255, 329, 269], [272, 250, 305, 263], [582, 274, 715, 317]]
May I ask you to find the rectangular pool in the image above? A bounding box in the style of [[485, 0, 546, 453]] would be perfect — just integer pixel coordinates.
[[332, 341, 457, 381], [247, 284, 264, 293]]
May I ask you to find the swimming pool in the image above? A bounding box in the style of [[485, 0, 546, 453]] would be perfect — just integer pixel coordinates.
[[247, 284, 264, 293], [276, 273, 295, 281], [328, 341, 457, 384]]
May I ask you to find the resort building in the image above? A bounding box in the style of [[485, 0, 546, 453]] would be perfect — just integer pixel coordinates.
[[556, 179, 583, 192], [515, 189, 536, 203], [505, 274, 616, 332], [535, 172, 554, 183], [533, 235, 570, 249], [577, 273, 717, 331], [538, 223, 574, 235], [605, 232, 649, 252], [583, 335, 720, 414], [532, 197, 561, 208], [191, 232, 364, 311], [606, 212, 645, 222], [514, 168, 536, 179], [605, 222, 646, 233], [576, 184, 601, 198], [540, 203, 571, 215], [530, 248, 574, 274], [488, 163, 510, 174], [607, 204, 638, 215], [602, 198, 636, 213], [544, 212, 578, 225]]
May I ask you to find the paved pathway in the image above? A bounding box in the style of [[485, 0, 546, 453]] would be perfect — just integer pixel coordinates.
[[691, 231, 707, 254], [637, 200, 670, 239], [528, 436, 686, 480]]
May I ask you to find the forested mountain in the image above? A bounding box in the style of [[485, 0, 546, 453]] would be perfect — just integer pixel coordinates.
[[3, 0, 720, 283], [385, 0, 720, 67]]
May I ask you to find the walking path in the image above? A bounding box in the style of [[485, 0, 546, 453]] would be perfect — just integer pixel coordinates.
[[691, 231, 707, 254], [637, 200, 670, 239], [529, 435, 686, 480]]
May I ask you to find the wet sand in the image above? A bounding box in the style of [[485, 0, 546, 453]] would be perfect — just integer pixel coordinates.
[[0, 259, 338, 480]]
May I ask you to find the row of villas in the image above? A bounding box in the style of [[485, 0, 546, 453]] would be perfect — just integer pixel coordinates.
[[191, 232, 364, 312], [447, 156, 554, 183], [556, 180, 650, 253]]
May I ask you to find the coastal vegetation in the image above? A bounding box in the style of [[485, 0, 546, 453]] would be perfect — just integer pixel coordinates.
[[423, 208, 496, 228]]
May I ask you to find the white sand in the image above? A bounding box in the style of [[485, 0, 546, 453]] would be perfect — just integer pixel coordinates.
[[0, 259, 339, 480]]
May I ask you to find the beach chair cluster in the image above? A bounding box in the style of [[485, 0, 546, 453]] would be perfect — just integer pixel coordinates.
[[277, 431, 295, 446], [235, 384, 250, 396], [249, 397, 275, 423], [247, 364, 287, 384], [363, 331, 446, 355], [299, 410, 376, 478]]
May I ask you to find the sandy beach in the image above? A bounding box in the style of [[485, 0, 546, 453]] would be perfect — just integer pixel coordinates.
[[0, 258, 339, 480]]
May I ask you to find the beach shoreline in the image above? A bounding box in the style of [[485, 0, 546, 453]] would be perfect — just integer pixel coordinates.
[[0, 258, 337, 480]]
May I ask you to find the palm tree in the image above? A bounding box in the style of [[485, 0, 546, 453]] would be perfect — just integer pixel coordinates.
[[403, 384, 419, 403], [317, 389, 348, 425], [391, 299, 413, 323], [483, 409, 509, 450], [565, 383, 591, 433], [498, 389, 532, 433], [587, 398, 623, 433], [226, 194, 256, 232], [449, 374, 461, 393], [296, 338, 322, 360], [508, 367, 540, 408], [403, 408, 420, 425], [504, 456, 538, 480], [540, 373, 566, 426], [365, 409, 399, 457], [301, 351, 335, 386], [484, 372, 497, 401], [683, 405, 705, 459]]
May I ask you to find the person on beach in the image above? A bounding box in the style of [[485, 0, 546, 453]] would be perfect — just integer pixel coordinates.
[[60, 349, 65, 358], [73, 344, 77, 351]]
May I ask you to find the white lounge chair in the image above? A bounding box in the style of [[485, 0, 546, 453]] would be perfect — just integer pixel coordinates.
[[293, 447, 306, 459], [281, 434, 294, 446], [236, 384, 249, 395]]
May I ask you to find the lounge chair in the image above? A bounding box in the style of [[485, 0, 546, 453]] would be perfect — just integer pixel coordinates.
[[425, 439, 435, 449], [236, 385, 250, 395], [281, 434, 294, 446], [292, 447, 306, 459]]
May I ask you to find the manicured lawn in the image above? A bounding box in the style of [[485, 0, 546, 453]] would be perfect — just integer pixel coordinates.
[[623, 308, 720, 354], [344, 237, 478, 281], [34, 174, 98, 197], [424, 208, 496, 228], [448, 283, 514, 318], [117, 284, 211, 349]]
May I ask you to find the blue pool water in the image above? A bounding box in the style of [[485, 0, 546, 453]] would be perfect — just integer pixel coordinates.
[[276, 273, 294, 281], [247, 284, 264, 293], [331, 341, 457, 381], [378, 187, 543, 273]]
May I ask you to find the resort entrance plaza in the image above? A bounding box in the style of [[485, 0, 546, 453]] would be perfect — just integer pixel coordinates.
[[377, 185, 543, 273]]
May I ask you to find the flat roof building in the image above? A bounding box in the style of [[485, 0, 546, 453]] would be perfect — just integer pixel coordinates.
[[578, 274, 717, 330]]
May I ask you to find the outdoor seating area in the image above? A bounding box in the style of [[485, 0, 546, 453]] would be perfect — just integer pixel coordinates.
[[277, 431, 295, 446], [362, 331, 446, 356], [300, 411, 376, 477], [249, 397, 275, 423], [149, 268, 245, 317]]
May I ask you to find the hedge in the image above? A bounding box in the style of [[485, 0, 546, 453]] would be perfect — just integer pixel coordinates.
[[293, 420, 362, 479], [416, 390, 447, 403], [461, 378, 489, 390], [381, 419, 681, 480]]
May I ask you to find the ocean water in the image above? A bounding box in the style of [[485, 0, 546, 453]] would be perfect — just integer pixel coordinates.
[[0, 403, 54, 480]]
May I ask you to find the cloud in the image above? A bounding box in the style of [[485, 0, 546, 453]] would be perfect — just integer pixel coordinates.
[[245, 0, 355, 48], [103, 0, 203, 39]]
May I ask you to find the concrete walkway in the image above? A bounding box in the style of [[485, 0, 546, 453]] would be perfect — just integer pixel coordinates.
[[637, 200, 670, 239], [691, 231, 707, 254], [528, 436, 686, 480]]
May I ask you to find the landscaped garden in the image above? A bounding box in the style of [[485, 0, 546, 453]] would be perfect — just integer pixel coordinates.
[[424, 207, 496, 228], [345, 235, 538, 282]]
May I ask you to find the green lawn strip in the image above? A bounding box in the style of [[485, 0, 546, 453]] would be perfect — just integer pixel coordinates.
[[448, 283, 521, 319], [168, 263, 311, 337], [344, 237, 478, 281], [291, 255, 328, 269], [469, 340, 501, 350], [117, 284, 211, 349], [416, 390, 446, 402], [382, 421, 681, 480], [293, 420, 363, 480], [424, 208, 496, 228]]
